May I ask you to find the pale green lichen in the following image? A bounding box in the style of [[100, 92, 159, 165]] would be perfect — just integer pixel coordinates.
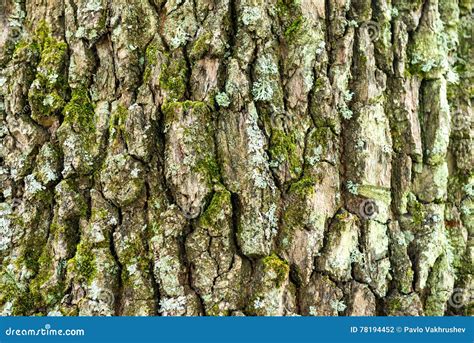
[[215, 92, 231, 107], [252, 55, 279, 102], [330, 299, 347, 312], [257, 55, 278, 75], [408, 7, 449, 76], [307, 145, 323, 165], [24, 174, 45, 195], [170, 27, 189, 49], [252, 80, 274, 101], [159, 296, 187, 315], [245, 103, 273, 189], [346, 180, 359, 195], [463, 183, 474, 197], [242, 7, 261, 26]]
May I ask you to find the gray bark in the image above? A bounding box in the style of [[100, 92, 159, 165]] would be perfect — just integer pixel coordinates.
[[0, 0, 472, 316]]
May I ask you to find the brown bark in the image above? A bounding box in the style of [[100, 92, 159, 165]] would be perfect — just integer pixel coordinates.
[[0, 0, 472, 316]]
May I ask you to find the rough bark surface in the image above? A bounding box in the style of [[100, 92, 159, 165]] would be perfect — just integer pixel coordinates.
[[0, 0, 472, 316]]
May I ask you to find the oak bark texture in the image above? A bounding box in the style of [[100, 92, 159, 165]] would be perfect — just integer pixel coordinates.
[[0, 0, 472, 316]]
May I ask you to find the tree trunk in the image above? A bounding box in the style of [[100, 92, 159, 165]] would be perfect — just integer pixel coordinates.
[[0, 0, 472, 316]]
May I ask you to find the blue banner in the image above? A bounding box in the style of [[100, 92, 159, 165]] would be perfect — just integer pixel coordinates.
[[0, 316, 472, 343]]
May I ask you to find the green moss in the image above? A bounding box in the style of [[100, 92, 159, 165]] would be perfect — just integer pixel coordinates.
[[262, 254, 289, 287], [288, 176, 317, 196], [190, 32, 212, 60], [14, 292, 41, 315], [108, 104, 128, 142], [398, 268, 414, 294], [29, 247, 65, 308], [407, 15, 447, 77], [91, 208, 110, 221], [269, 130, 302, 178], [407, 193, 426, 226], [276, 0, 299, 16], [335, 210, 351, 221], [199, 189, 231, 228], [386, 297, 403, 312], [0, 268, 35, 315], [120, 3, 150, 47], [206, 303, 230, 316], [314, 77, 325, 90], [195, 156, 220, 185], [162, 100, 209, 121], [34, 21, 52, 47], [29, 89, 66, 125], [357, 185, 391, 203], [5, 289, 41, 315], [41, 39, 68, 66], [69, 242, 96, 284], [12, 20, 52, 61], [159, 56, 188, 101], [3, 242, 63, 314], [276, 0, 305, 42], [34, 247, 54, 283], [51, 221, 80, 255], [62, 88, 95, 133], [59, 93, 99, 174], [396, 0, 424, 13], [119, 241, 150, 287], [424, 254, 451, 316], [13, 39, 41, 61], [284, 16, 304, 39], [16, 235, 47, 274], [96, 11, 108, 36], [143, 42, 159, 82], [163, 100, 219, 188], [278, 176, 318, 249]]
